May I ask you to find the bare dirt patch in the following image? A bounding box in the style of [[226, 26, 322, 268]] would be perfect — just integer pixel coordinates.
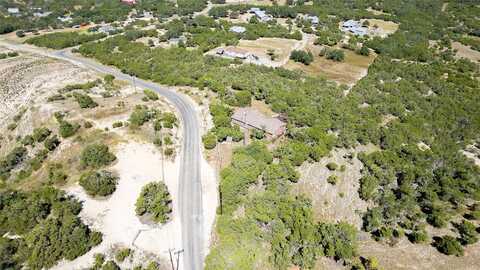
[[363, 19, 399, 37], [452, 41, 480, 62]]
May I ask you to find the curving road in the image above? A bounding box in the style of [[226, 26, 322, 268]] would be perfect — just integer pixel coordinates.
[[0, 41, 204, 270]]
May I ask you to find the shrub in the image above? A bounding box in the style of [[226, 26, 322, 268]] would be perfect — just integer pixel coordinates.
[[32, 127, 51, 142], [7, 123, 17, 131], [104, 74, 115, 84], [153, 137, 162, 146], [202, 132, 217, 149], [112, 121, 123, 128], [143, 89, 159, 101], [164, 148, 174, 156], [327, 175, 338, 185], [47, 94, 66, 102], [47, 163, 68, 185], [79, 170, 118, 197], [129, 105, 153, 127], [115, 248, 131, 262], [434, 236, 464, 256], [22, 135, 35, 146], [73, 93, 98, 108], [406, 228, 427, 242], [326, 49, 345, 62], [0, 146, 28, 179], [457, 220, 478, 245], [59, 120, 80, 138], [358, 45, 370, 56], [102, 260, 120, 270], [161, 112, 177, 128], [136, 182, 172, 223], [44, 135, 61, 151], [84, 121, 93, 129], [326, 162, 338, 171], [290, 50, 314, 65], [80, 144, 116, 168]]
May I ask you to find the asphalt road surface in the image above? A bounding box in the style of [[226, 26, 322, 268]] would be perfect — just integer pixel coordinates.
[[0, 41, 204, 270]]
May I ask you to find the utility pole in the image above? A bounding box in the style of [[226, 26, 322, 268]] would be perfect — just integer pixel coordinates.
[[174, 249, 184, 270], [168, 249, 175, 270]]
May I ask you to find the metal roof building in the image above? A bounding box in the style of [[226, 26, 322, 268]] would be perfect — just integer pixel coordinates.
[[232, 107, 286, 137]]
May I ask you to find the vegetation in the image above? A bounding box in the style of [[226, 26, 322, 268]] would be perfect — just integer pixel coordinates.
[[115, 248, 132, 262], [73, 92, 98, 108], [80, 144, 116, 168], [135, 182, 172, 224], [202, 132, 217, 150], [0, 188, 101, 269], [79, 170, 118, 197], [290, 50, 314, 65], [434, 236, 464, 256], [25, 32, 106, 49], [58, 119, 80, 138], [143, 89, 159, 101]]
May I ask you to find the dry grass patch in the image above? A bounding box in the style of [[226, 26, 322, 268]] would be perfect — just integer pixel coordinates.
[[285, 46, 376, 86], [364, 19, 399, 36]]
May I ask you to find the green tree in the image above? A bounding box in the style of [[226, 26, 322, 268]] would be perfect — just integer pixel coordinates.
[[79, 170, 118, 197], [135, 182, 172, 223], [80, 144, 117, 168]]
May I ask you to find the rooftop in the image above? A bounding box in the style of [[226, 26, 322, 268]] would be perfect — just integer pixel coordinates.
[[232, 107, 286, 136]]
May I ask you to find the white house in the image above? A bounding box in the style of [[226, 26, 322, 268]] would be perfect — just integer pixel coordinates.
[[7, 8, 20, 14], [341, 19, 368, 36], [229, 26, 246, 34]]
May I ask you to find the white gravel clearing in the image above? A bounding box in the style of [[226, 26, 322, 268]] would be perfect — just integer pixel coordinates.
[[53, 142, 181, 269]]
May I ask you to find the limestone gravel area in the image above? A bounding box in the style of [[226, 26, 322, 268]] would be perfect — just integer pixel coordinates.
[[293, 144, 377, 228]]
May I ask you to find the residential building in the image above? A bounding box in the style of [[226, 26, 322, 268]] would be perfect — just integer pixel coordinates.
[[232, 107, 286, 137], [7, 8, 20, 15], [216, 47, 258, 61], [249, 7, 272, 22], [121, 0, 136, 5], [229, 26, 246, 34], [341, 19, 368, 36]]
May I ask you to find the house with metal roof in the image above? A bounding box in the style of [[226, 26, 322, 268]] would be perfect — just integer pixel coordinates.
[[249, 7, 272, 22], [229, 26, 246, 34], [232, 107, 286, 137], [7, 8, 20, 15], [341, 20, 368, 36]]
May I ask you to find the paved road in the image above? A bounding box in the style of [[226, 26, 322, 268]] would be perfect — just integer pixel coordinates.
[[0, 41, 204, 270]]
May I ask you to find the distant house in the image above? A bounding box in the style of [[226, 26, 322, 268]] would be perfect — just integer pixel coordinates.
[[249, 7, 272, 22], [7, 8, 20, 15], [232, 107, 286, 137], [216, 47, 258, 61], [57, 16, 73, 23], [33, 11, 52, 18], [229, 26, 246, 34], [341, 19, 368, 36], [98, 24, 116, 34]]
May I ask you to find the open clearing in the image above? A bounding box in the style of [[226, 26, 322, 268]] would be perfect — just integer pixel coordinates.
[[452, 41, 480, 62], [363, 19, 399, 37], [285, 45, 376, 86]]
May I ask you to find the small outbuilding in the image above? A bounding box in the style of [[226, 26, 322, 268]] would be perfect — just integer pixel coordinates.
[[232, 107, 286, 137], [229, 26, 246, 34]]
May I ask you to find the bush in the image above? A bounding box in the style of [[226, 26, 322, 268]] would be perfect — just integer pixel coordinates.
[[102, 261, 120, 270], [22, 135, 35, 146], [47, 163, 68, 185], [164, 148, 174, 156], [457, 220, 478, 245], [115, 248, 131, 262], [0, 146, 28, 179], [32, 127, 51, 142], [143, 89, 159, 101], [202, 132, 217, 149], [79, 170, 118, 197], [161, 112, 177, 128], [129, 105, 154, 127], [326, 162, 338, 171], [135, 182, 172, 223], [47, 94, 66, 102], [112, 121, 123, 128], [358, 45, 370, 56], [80, 144, 117, 168], [327, 175, 338, 185], [326, 49, 345, 62], [407, 230, 428, 243], [73, 93, 98, 108], [44, 135, 61, 151], [59, 120, 80, 138], [434, 236, 464, 256], [290, 50, 314, 65]]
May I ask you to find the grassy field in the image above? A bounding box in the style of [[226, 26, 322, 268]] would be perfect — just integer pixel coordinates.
[[285, 45, 377, 86]]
